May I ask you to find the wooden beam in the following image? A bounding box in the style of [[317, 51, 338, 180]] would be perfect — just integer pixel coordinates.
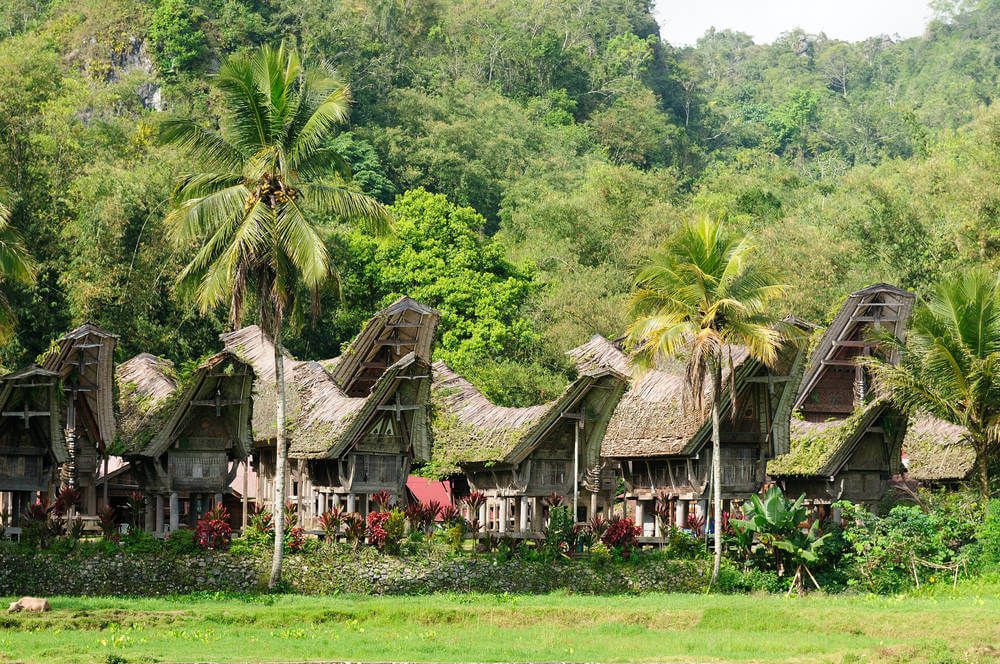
[[374, 340, 415, 348], [850, 316, 901, 323], [833, 340, 873, 348], [822, 359, 860, 367], [376, 403, 422, 412]]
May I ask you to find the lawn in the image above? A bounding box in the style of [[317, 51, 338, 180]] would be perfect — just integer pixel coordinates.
[[2, 584, 999, 664]]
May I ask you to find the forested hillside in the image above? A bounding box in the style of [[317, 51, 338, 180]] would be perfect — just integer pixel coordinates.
[[1, 0, 999, 404]]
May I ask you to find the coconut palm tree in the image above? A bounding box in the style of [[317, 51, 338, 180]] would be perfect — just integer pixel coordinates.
[[626, 217, 789, 585], [160, 42, 389, 587], [868, 268, 1000, 498], [0, 197, 37, 342]]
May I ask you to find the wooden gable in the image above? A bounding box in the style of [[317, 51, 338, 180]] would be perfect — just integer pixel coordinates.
[[0, 367, 64, 492]]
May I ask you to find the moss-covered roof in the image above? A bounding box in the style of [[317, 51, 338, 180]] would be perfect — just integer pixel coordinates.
[[568, 335, 768, 458], [428, 360, 627, 474], [902, 413, 975, 482], [767, 401, 888, 477]]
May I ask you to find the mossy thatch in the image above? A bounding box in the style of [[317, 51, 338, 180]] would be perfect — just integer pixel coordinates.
[[902, 413, 975, 482], [767, 402, 887, 477]]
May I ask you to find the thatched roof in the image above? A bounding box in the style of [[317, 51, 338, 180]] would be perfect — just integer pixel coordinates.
[[221, 325, 302, 444], [902, 414, 975, 482], [116, 351, 253, 458], [327, 296, 439, 396], [222, 323, 434, 461], [115, 354, 178, 447], [430, 360, 628, 473], [568, 335, 758, 458], [42, 322, 118, 447], [291, 352, 432, 460], [795, 284, 914, 412], [0, 365, 66, 463], [767, 401, 890, 477]]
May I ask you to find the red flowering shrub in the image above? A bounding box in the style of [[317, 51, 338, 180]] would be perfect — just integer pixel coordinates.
[[195, 505, 233, 550], [366, 511, 389, 549], [286, 526, 306, 552], [97, 505, 119, 542], [343, 512, 365, 548], [602, 516, 641, 556], [439, 505, 461, 524]]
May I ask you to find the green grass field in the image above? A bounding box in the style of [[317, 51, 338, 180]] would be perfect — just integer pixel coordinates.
[[2, 584, 999, 664]]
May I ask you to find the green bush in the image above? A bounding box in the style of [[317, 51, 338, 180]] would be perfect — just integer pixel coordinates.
[[384, 509, 407, 555], [123, 529, 164, 555], [839, 502, 965, 594], [977, 500, 1000, 570], [165, 528, 199, 556], [544, 505, 575, 557]]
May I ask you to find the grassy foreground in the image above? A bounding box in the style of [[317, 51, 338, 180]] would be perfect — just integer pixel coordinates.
[[2, 585, 999, 664]]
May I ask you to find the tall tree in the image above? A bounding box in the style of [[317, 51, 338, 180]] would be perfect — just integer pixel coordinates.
[[0, 196, 36, 342], [160, 42, 389, 587], [626, 217, 788, 585], [869, 268, 1000, 498]]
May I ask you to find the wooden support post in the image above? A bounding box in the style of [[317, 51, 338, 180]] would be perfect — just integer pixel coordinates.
[[333, 494, 341, 510], [635, 500, 646, 536], [155, 494, 165, 535], [675, 500, 687, 529], [346, 493, 356, 513], [241, 460, 248, 530], [519, 497, 528, 532], [832, 505, 842, 525], [590, 492, 598, 520], [478, 503, 487, 530], [695, 500, 707, 522], [168, 492, 179, 532], [529, 497, 539, 531], [498, 497, 508, 533], [144, 500, 155, 532], [214, 493, 223, 509]]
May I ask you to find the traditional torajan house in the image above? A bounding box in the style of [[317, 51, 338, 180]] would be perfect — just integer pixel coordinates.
[[0, 365, 64, 529], [225, 297, 438, 524], [41, 323, 117, 514], [569, 333, 806, 537], [768, 284, 916, 508], [116, 351, 254, 533], [430, 361, 628, 532]]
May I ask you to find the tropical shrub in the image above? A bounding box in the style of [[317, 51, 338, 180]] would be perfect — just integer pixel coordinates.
[[384, 509, 407, 554], [731, 486, 830, 594], [97, 505, 119, 542], [195, 505, 233, 550], [126, 491, 146, 531], [838, 502, 965, 594], [318, 508, 344, 543], [602, 516, 641, 557], [367, 511, 390, 550], [978, 500, 1000, 569], [286, 526, 306, 553], [165, 528, 199, 555], [344, 513, 365, 549], [545, 505, 576, 557], [371, 490, 394, 512]]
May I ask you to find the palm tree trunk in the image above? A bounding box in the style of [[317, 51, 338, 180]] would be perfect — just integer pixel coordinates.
[[268, 321, 288, 589], [975, 438, 990, 499], [711, 361, 723, 585]]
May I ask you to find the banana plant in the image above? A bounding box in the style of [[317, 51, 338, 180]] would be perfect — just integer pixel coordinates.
[[731, 486, 830, 594]]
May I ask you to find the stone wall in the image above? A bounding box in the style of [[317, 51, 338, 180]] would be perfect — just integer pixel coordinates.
[[0, 546, 709, 596]]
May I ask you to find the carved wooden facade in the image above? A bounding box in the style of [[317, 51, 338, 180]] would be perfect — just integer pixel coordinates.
[[118, 352, 253, 532], [0, 366, 65, 527], [432, 362, 628, 532], [769, 284, 914, 506], [226, 297, 439, 523], [42, 323, 117, 514], [570, 334, 806, 537]]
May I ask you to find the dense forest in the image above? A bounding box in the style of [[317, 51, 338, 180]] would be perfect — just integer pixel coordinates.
[[1, 0, 999, 405]]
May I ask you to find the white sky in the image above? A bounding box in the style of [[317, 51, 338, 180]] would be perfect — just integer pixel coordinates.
[[655, 0, 934, 46]]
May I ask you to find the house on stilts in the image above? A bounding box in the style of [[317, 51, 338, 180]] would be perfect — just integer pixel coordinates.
[[0, 365, 65, 530], [568, 332, 806, 537], [430, 361, 628, 532], [41, 323, 117, 515], [225, 297, 438, 524], [767, 284, 916, 509], [115, 351, 254, 533]]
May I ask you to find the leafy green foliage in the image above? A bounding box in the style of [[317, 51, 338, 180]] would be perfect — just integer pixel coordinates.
[[148, 0, 206, 74]]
